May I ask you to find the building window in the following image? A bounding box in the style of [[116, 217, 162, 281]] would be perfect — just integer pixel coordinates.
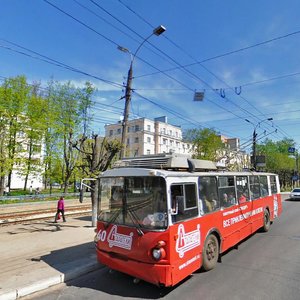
[[117, 128, 121, 134], [135, 137, 139, 143], [147, 149, 151, 155], [163, 128, 166, 134], [135, 125, 139, 132], [147, 137, 151, 143], [127, 138, 130, 145], [109, 130, 113, 136], [163, 138, 167, 145], [147, 125, 151, 131]]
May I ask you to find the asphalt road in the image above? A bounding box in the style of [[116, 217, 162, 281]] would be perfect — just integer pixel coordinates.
[[26, 194, 300, 300]]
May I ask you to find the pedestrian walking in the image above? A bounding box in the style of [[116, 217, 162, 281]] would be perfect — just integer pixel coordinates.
[[54, 196, 66, 223]]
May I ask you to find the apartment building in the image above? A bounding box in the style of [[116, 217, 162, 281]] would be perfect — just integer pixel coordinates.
[[105, 116, 192, 157], [8, 130, 44, 190], [217, 135, 250, 170]]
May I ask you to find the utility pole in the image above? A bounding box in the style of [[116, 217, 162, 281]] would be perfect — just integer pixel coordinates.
[[120, 62, 133, 159], [252, 129, 257, 170], [245, 117, 273, 171], [118, 25, 166, 159]]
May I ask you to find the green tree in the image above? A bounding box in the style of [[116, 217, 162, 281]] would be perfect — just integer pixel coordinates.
[[0, 76, 31, 191], [256, 138, 296, 188], [49, 81, 95, 192], [19, 83, 48, 190], [184, 128, 224, 161]]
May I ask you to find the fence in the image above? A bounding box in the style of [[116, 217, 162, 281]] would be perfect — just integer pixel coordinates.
[[0, 192, 91, 203]]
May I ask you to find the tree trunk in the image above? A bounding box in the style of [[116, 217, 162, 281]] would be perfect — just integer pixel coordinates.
[[0, 174, 5, 196]]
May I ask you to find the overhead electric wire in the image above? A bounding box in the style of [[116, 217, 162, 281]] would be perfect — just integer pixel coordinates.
[[133, 91, 237, 137], [241, 71, 300, 88], [0, 39, 123, 89], [135, 29, 300, 79], [87, 0, 181, 70], [116, 3, 278, 130], [44, 0, 270, 133], [3, 1, 292, 143], [42, 0, 194, 92], [117, 1, 291, 141], [43, 0, 119, 48]]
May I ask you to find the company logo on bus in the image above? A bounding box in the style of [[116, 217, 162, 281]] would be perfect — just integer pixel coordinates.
[[107, 225, 134, 250], [176, 224, 201, 258]]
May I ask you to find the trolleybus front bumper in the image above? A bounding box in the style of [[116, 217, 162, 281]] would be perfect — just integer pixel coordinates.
[[95, 245, 173, 287]]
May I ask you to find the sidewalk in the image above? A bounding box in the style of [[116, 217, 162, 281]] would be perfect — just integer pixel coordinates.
[[0, 212, 101, 300]]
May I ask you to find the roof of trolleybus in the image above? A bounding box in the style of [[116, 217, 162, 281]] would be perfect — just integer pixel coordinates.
[[101, 154, 278, 178], [101, 168, 279, 178]]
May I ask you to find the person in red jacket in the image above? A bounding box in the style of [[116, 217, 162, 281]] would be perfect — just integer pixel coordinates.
[[54, 196, 66, 223]]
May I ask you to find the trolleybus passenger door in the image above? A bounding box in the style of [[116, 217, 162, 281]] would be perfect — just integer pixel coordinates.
[[236, 176, 252, 239], [169, 182, 202, 285]]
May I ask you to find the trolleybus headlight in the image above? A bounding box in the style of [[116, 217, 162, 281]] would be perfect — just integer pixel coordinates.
[[151, 246, 166, 261], [151, 240, 166, 261], [152, 248, 162, 260]]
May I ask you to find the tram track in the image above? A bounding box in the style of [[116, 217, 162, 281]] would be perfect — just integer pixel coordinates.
[[0, 204, 91, 225]]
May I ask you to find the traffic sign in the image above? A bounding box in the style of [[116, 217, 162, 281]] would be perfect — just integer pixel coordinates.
[[288, 147, 295, 154]]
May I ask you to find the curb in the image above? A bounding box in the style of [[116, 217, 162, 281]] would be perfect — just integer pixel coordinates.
[[0, 262, 100, 300]]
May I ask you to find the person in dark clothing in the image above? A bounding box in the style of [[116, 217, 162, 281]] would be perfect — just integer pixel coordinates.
[[54, 196, 66, 222]]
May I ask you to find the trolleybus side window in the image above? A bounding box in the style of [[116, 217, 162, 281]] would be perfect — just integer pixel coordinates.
[[249, 176, 260, 200], [218, 176, 236, 207], [259, 176, 269, 197], [199, 176, 219, 214], [236, 176, 250, 203], [171, 183, 198, 223], [270, 175, 278, 194]]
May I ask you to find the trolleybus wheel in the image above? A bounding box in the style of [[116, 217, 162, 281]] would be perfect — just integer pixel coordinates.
[[202, 234, 219, 271], [262, 209, 271, 232]]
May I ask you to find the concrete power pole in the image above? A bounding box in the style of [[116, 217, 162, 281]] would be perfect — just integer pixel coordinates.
[[120, 63, 133, 159]]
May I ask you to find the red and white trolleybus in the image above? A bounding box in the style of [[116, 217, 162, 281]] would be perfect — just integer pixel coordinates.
[[94, 154, 282, 287]]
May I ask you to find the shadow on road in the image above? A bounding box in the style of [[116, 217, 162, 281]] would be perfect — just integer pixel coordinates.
[[284, 198, 300, 202], [66, 266, 179, 299]]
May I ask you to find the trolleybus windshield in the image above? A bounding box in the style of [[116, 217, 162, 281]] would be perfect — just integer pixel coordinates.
[[98, 176, 168, 230]]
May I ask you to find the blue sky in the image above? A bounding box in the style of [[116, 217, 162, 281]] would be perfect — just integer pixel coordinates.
[[1, 0, 300, 154]]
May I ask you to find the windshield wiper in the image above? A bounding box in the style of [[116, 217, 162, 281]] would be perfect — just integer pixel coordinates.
[[104, 208, 121, 229], [127, 208, 144, 236]]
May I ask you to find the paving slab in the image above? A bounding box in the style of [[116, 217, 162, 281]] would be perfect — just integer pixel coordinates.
[[0, 215, 101, 300]]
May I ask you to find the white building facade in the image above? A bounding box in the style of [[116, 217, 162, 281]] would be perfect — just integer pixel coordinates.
[[7, 130, 44, 190], [105, 116, 192, 157]]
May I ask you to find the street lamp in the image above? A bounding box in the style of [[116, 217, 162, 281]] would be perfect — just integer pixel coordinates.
[[118, 25, 166, 159], [245, 118, 273, 170]]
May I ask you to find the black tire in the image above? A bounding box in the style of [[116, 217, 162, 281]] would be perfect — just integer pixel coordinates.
[[262, 209, 271, 232], [202, 234, 219, 271]]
